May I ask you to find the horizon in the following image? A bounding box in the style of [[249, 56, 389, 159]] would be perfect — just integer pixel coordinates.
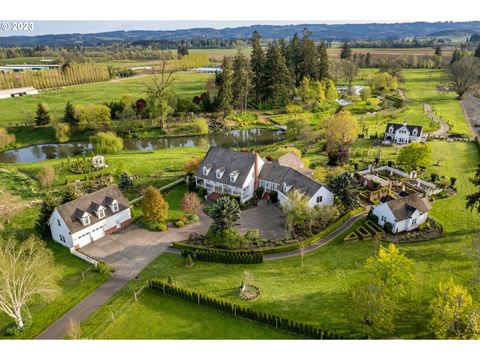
[[0, 20, 479, 37]]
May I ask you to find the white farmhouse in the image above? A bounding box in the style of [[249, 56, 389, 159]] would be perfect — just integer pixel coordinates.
[[383, 122, 423, 145], [371, 194, 431, 233], [48, 185, 132, 250], [194, 147, 333, 208]]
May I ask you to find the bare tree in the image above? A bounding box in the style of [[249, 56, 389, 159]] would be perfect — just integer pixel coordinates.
[[341, 59, 359, 91], [447, 57, 480, 99], [0, 236, 59, 329], [144, 55, 175, 129]]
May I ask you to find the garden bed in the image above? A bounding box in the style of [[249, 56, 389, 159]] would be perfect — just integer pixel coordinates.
[[383, 218, 443, 243]]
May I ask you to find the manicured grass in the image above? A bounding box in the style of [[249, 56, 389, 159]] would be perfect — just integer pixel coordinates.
[[164, 183, 189, 221], [82, 140, 480, 339], [400, 69, 469, 135], [83, 290, 295, 339], [0, 71, 213, 127], [0, 206, 110, 339]]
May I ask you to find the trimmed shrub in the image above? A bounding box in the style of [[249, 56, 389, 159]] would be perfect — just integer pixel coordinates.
[[269, 191, 279, 203], [181, 248, 263, 264], [383, 222, 393, 233], [175, 220, 185, 228], [344, 232, 359, 243], [356, 226, 373, 240]]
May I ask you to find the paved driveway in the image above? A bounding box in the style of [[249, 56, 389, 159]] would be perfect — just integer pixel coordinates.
[[238, 201, 286, 241], [81, 212, 211, 278]]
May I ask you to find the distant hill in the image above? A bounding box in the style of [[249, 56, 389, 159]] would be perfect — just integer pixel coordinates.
[[1, 21, 480, 47]]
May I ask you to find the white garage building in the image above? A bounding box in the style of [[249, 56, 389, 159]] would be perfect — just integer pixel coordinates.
[[49, 185, 132, 250]]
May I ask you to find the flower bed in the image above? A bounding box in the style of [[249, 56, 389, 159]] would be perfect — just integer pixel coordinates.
[[383, 218, 443, 243]]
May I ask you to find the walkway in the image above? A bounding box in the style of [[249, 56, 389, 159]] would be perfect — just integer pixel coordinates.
[[423, 103, 450, 137], [166, 210, 368, 261], [36, 212, 211, 340]]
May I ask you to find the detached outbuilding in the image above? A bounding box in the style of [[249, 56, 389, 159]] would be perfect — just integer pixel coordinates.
[[48, 185, 132, 250], [371, 193, 431, 233]]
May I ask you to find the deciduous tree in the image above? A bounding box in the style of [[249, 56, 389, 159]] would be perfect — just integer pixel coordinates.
[[181, 192, 202, 215], [397, 142, 432, 171], [0, 236, 59, 329], [325, 110, 358, 164], [90, 131, 123, 154], [142, 186, 169, 223], [429, 280, 480, 339], [37, 164, 56, 188], [447, 56, 480, 99]]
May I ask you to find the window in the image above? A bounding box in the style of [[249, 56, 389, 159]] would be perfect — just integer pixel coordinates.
[[57, 219, 61, 227], [111, 203, 119, 212], [412, 218, 417, 225], [59, 234, 65, 243], [283, 183, 288, 193], [412, 129, 417, 136], [381, 215, 387, 222], [97, 209, 105, 219], [82, 215, 90, 226], [216, 169, 224, 179], [317, 196, 323, 203], [389, 126, 394, 133]]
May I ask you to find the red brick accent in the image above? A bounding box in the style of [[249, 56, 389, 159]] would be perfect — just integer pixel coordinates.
[[120, 219, 131, 228], [105, 226, 116, 235]]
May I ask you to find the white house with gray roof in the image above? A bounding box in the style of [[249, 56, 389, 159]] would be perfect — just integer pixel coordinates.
[[194, 147, 333, 207], [383, 121, 423, 145], [48, 185, 132, 250], [371, 193, 431, 233]]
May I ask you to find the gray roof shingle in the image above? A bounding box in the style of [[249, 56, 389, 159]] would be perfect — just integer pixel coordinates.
[[195, 146, 257, 187], [54, 185, 130, 234], [385, 122, 423, 136], [385, 193, 431, 221]]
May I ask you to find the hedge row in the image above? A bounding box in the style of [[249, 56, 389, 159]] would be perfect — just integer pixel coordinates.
[[149, 279, 354, 339], [173, 206, 366, 256], [181, 249, 263, 264]]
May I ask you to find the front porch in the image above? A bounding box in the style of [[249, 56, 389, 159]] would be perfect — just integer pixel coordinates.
[[195, 177, 251, 203]]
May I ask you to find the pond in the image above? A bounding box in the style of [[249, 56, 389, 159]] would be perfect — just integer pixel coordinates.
[[0, 128, 284, 164]]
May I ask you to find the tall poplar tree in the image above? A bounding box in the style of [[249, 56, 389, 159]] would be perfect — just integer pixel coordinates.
[[250, 31, 266, 103]]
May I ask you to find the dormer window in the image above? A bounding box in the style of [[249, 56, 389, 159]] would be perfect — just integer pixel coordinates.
[[412, 129, 417, 136], [230, 170, 239, 183], [216, 167, 225, 179], [81, 214, 90, 226], [203, 164, 212, 176], [283, 182, 288, 193], [96, 208, 105, 219], [106, 197, 119, 213], [389, 126, 394, 133]]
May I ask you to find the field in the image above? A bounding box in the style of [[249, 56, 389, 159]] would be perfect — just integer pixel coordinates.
[[0, 71, 213, 126]]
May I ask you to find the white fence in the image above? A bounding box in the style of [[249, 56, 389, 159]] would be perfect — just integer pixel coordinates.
[[70, 248, 98, 268]]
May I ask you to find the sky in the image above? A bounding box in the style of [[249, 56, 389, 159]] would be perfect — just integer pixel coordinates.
[[0, 20, 406, 37]]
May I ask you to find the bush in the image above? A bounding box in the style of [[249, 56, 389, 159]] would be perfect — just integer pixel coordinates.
[[383, 222, 393, 233], [138, 219, 167, 232], [255, 186, 265, 199], [269, 191, 279, 203], [175, 220, 185, 228], [180, 248, 263, 264], [367, 211, 379, 224]]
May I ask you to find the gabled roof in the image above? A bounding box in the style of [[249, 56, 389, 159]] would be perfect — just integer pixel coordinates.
[[277, 151, 313, 176], [385, 122, 423, 135], [384, 194, 431, 221], [54, 185, 130, 234], [259, 162, 325, 198], [195, 147, 256, 187]]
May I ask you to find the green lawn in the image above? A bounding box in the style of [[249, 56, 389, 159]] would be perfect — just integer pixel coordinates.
[[81, 139, 480, 339], [164, 183, 189, 221], [400, 69, 469, 135], [0, 71, 213, 127]]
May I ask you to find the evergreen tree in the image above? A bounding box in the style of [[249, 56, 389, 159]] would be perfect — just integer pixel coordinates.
[[475, 44, 480, 58], [365, 52, 372, 67], [317, 42, 329, 80], [434, 46, 442, 56], [36, 198, 60, 238], [329, 172, 360, 211], [210, 196, 240, 233], [250, 31, 266, 103], [450, 49, 462, 64], [287, 32, 303, 85], [63, 101, 77, 124], [264, 43, 292, 107], [61, 186, 79, 204], [215, 57, 234, 117], [35, 103, 51, 126], [232, 51, 252, 113], [298, 29, 318, 82], [340, 41, 352, 59], [118, 171, 133, 190]]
